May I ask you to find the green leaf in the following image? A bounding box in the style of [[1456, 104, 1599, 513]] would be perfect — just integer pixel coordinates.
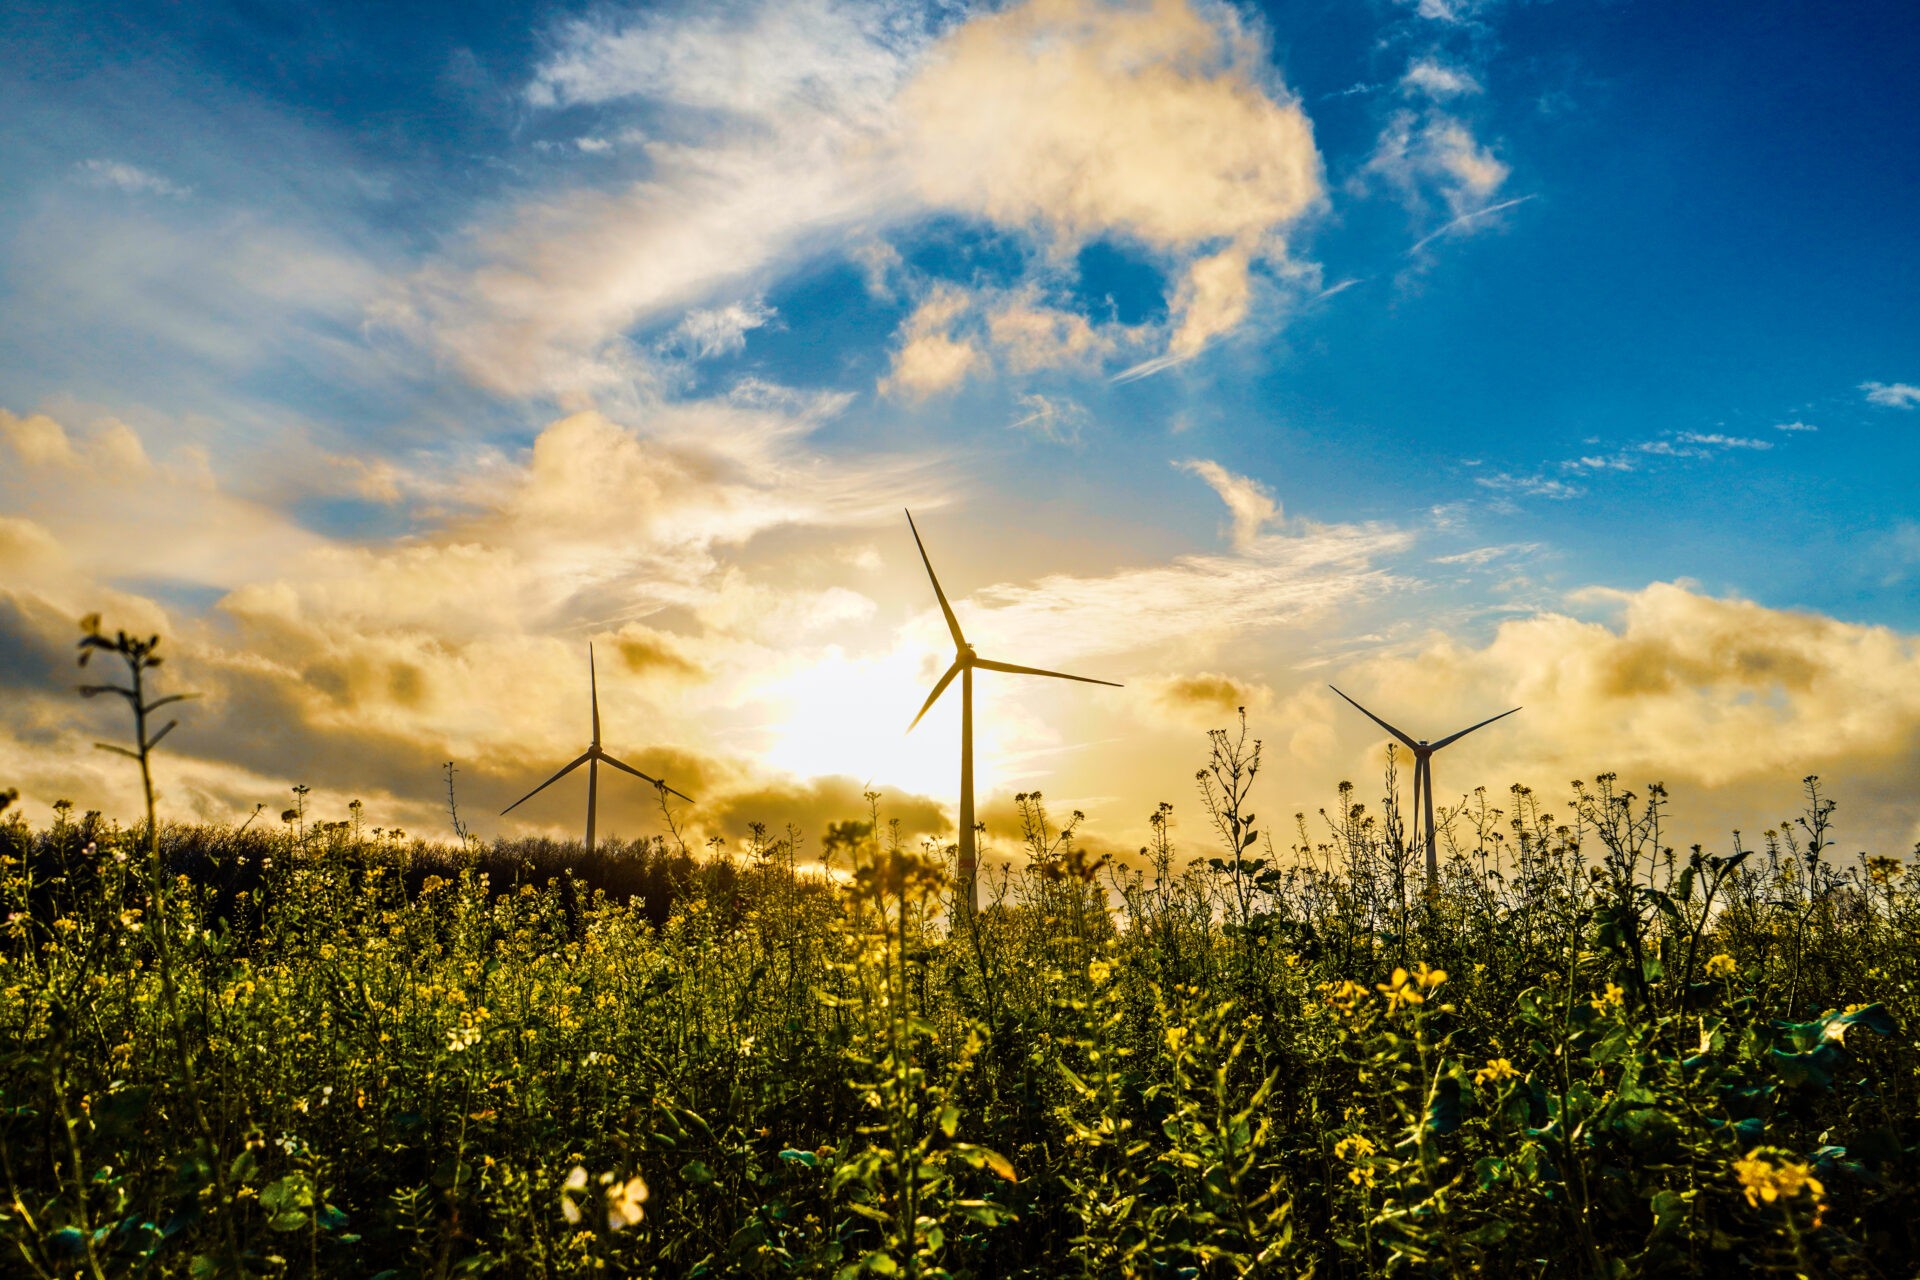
[[950, 1199, 1017, 1226], [1650, 1189, 1691, 1235], [778, 1149, 820, 1168], [953, 1143, 1017, 1182], [1820, 1003, 1897, 1044], [1767, 1043, 1843, 1090], [260, 1174, 313, 1216]]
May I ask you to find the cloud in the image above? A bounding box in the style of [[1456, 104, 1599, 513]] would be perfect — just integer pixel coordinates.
[[1394, 0, 1488, 24], [1542, 426, 1796, 487], [902, 0, 1319, 249], [0, 410, 323, 589], [1405, 193, 1534, 254], [1364, 104, 1508, 226], [1675, 431, 1771, 450], [1167, 242, 1258, 360], [1340, 585, 1920, 825], [0, 385, 960, 846], [1773, 421, 1819, 433], [1862, 381, 1920, 409], [666, 299, 777, 360], [526, 0, 914, 115], [389, 0, 923, 397], [1431, 542, 1541, 567], [1148, 671, 1273, 723], [0, 517, 65, 576], [851, 239, 905, 300], [396, 0, 1325, 397], [986, 294, 1117, 372], [1474, 472, 1582, 500], [77, 159, 190, 198], [968, 518, 1411, 665], [883, 282, 1135, 397], [1009, 394, 1090, 444], [899, 0, 1321, 366], [1400, 58, 1481, 99], [879, 286, 983, 399], [1176, 458, 1280, 550], [612, 624, 707, 683]]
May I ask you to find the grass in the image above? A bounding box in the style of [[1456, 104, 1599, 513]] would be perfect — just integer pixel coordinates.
[[1, 627, 1915, 1277]]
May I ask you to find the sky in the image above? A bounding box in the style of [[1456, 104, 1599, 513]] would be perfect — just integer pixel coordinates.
[[2, 0, 1917, 867]]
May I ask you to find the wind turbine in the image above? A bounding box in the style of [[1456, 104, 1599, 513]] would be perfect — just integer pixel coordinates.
[[905, 510, 1122, 915], [1328, 686, 1519, 887], [502, 646, 692, 853]]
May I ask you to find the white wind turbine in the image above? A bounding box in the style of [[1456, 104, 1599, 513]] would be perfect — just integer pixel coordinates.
[[502, 646, 691, 853], [1328, 685, 1519, 888], [905, 510, 1122, 914]]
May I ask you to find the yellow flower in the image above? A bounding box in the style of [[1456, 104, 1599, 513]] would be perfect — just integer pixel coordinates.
[[1589, 982, 1626, 1015], [1474, 1058, 1520, 1087], [1704, 953, 1739, 980], [1321, 980, 1370, 1014], [1164, 1027, 1190, 1053], [1087, 959, 1112, 986], [1333, 1135, 1376, 1161], [1377, 968, 1426, 1015], [1733, 1148, 1826, 1223]]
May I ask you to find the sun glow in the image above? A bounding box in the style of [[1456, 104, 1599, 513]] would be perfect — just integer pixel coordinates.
[[751, 638, 1079, 814], [754, 644, 955, 803]]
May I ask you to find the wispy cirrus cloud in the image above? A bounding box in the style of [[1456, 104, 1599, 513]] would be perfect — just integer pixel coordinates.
[[77, 159, 191, 198], [1474, 471, 1582, 500]]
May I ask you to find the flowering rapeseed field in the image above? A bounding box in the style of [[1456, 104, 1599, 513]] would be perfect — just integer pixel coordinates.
[[1, 629, 1914, 1277]]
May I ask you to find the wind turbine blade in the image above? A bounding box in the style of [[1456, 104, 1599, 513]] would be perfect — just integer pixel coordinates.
[[905, 509, 967, 648], [589, 644, 601, 747], [908, 661, 962, 733], [973, 657, 1122, 688], [1430, 706, 1521, 751], [501, 751, 592, 814], [1328, 685, 1420, 751], [600, 752, 694, 803]]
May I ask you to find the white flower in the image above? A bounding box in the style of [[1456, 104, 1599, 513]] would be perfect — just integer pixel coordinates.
[[560, 1165, 588, 1224], [606, 1175, 649, 1231], [447, 1025, 480, 1053]]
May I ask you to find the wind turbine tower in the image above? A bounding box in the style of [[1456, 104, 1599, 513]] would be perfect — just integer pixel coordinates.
[[1328, 685, 1519, 887], [905, 510, 1122, 915], [502, 646, 692, 853]]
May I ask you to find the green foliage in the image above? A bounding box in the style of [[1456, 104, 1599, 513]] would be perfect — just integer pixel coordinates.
[[1, 625, 1916, 1276]]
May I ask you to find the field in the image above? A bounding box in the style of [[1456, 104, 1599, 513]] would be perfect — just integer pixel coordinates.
[[2, 634, 1916, 1278]]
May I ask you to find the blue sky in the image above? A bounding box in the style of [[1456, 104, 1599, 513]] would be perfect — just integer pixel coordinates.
[[2, 0, 1916, 857]]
